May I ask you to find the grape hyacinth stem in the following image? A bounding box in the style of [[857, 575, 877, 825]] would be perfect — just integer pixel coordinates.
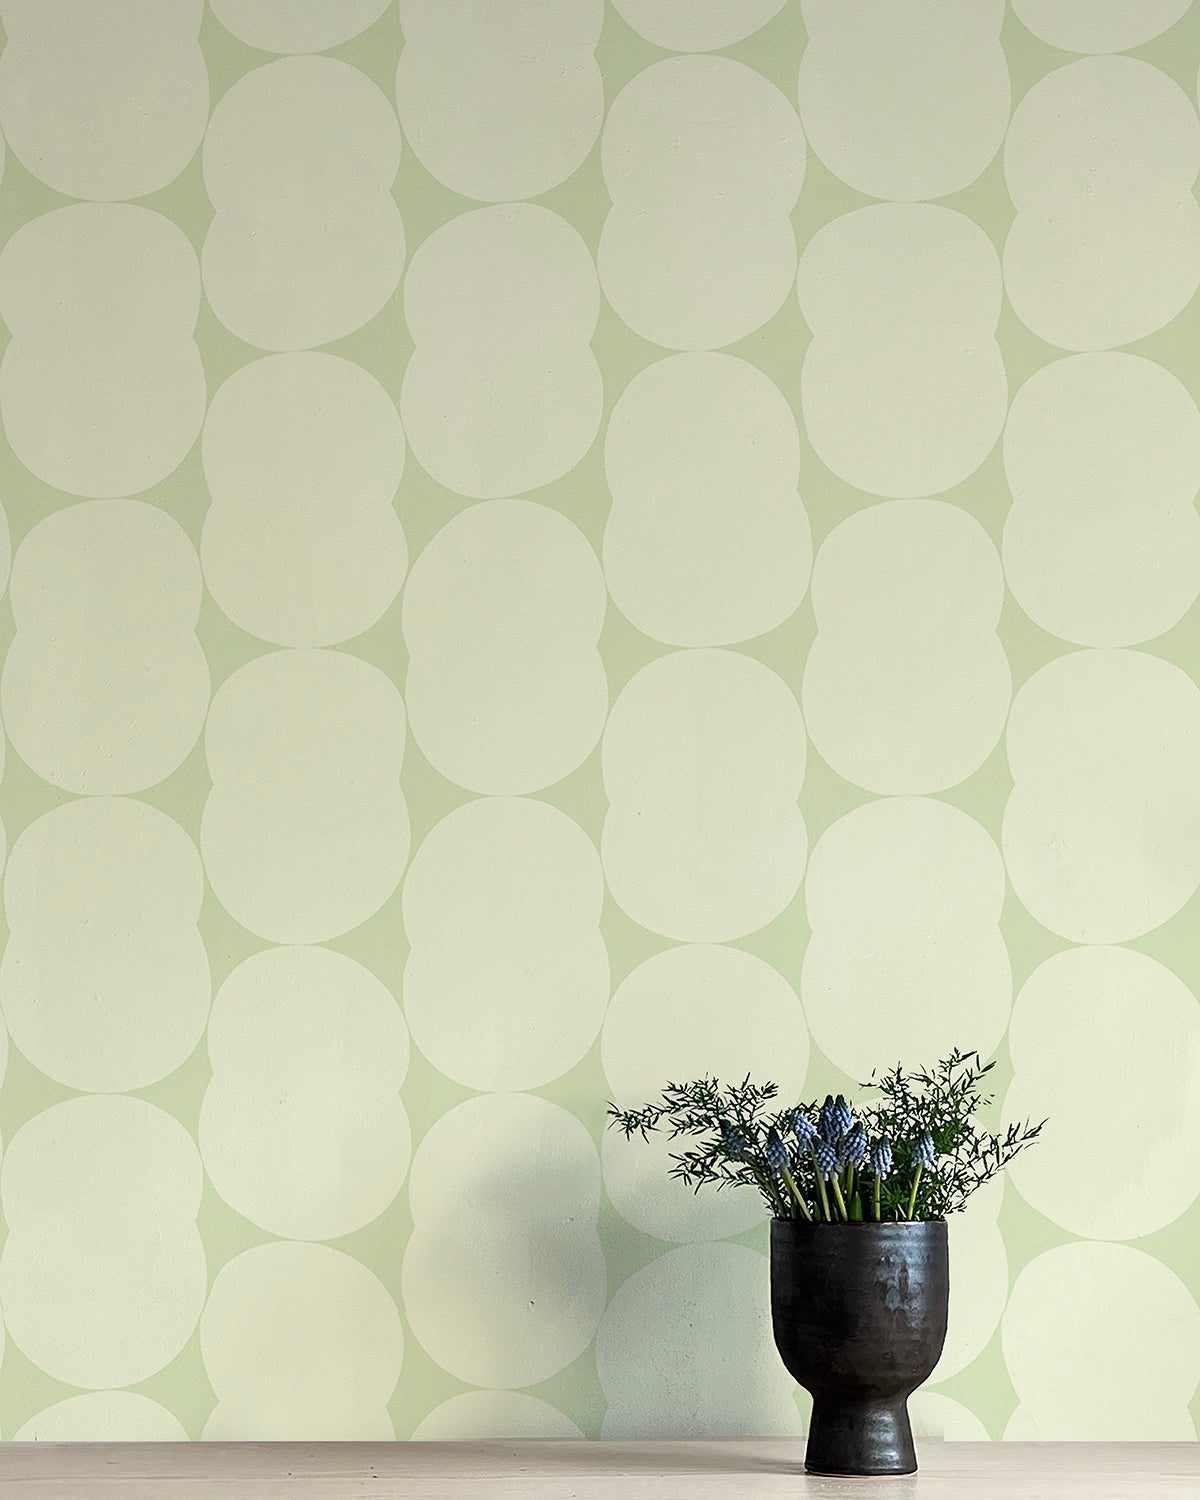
[[781, 1163, 812, 1221], [811, 1149, 833, 1221], [749, 1164, 783, 1216], [906, 1165, 922, 1221]]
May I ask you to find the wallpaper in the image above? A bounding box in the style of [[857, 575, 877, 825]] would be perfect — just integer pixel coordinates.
[[0, 0, 1196, 1445]]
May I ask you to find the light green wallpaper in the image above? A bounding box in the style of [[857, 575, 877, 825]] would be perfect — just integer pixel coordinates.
[[0, 0, 1196, 1445]]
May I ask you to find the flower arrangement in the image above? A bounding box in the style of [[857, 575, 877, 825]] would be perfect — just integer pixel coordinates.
[[606, 1048, 1044, 1223]]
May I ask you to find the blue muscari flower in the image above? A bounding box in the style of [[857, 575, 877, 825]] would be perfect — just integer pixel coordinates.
[[764, 1129, 788, 1175], [720, 1119, 748, 1161], [791, 1112, 817, 1146], [912, 1131, 936, 1168], [813, 1140, 838, 1177], [868, 1137, 894, 1177], [840, 1123, 868, 1168], [819, 1094, 853, 1142]]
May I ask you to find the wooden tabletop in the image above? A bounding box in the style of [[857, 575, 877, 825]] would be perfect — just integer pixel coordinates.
[[0, 1441, 1195, 1498]]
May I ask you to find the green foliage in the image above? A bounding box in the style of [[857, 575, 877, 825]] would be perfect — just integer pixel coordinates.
[[861, 1051, 1043, 1219], [605, 1048, 1045, 1223]]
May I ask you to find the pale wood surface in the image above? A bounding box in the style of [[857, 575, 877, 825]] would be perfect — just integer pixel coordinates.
[[0, 1441, 1195, 1499]]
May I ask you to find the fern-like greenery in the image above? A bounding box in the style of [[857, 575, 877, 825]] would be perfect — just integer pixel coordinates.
[[606, 1049, 1044, 1223]]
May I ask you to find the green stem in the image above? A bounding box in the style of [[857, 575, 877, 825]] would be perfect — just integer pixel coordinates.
[[812, 1159, 832, 1221], [846, 1163, 856, 1199], [780, 1164, 812, 1221], [751, 1166, 785, 1217], [829, 1175, 849, 1222], [906, 1165, 922, 1222], [873, 1174, 881, 1222]]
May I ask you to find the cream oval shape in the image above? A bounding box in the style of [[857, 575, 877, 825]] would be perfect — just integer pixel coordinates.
[[401, 205, 601, 499], [600, 56, 804, 351], [0, 205, 205, 497], [1003, 353, 1200, 647], [610, 0, 786, 52], [203, 56, 404, 351], [802, 796, 1010, 1083], [0, 1096, 206, 1389], [402, 797, 607, 1091], [200, 945, 410, 1241], [210, 0, 389, 53], [0, 0, 208, 201], [396, 0, 603, 202], [1004, 57, 1200, 351], [603, 353, 810, 647], [799, 204, 1006, 497], [1003, 648, 1200, 943], [802, 498, 1010, 793], [602, 648, 806, 942], [403, 1093, 605, 1389], [410, 1391, 584, 1441], [403, 500, 607, 794], [1005, 945, 1200, 1241], [202, 649, 408, 943], [1011, 0, 1190, 55], [202, 353, 407, 647], [202, 1241, 403, 1439], [1002, 1243, 1200, 1439], [2, 797, 209, 1092], [13, 1392, 188, 1443], [1, 500, 209, 794], [799, 0, 1008, 201]]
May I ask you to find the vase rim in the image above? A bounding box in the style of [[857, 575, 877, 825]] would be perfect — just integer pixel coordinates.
[[770, 1216, 947, 1226]]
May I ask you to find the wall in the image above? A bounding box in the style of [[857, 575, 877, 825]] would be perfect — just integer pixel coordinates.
[[0, 0, 1196, 1444]]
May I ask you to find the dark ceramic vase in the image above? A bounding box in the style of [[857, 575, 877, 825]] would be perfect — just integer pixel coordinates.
[[770, 1218, 949, 1476]]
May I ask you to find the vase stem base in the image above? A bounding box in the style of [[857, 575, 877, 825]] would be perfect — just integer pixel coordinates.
[[804, 1397, 916, 1476]]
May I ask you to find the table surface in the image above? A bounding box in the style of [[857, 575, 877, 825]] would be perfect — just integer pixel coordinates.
[[0, 1441, 1195, 1499]]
